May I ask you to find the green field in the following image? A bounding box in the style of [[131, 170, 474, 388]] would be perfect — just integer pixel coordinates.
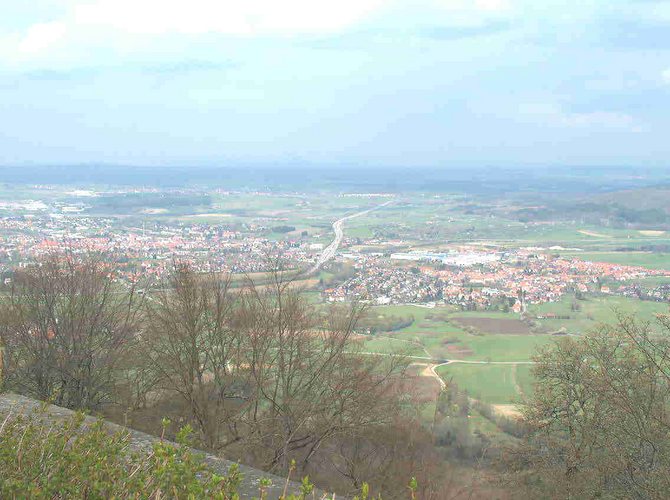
[[529, 295, 669, 333], [361, 294, 669, 406], [369, 329, 552, 362], [365, 296, 667, 358], [364, 305, 555, 361], [360, 336, 426, 356], [436, 364, 533, 405], [558, 251, 670, 271], [438, 364, 532, 404]]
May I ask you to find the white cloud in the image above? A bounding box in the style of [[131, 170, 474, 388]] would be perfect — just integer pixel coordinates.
[[662, 68, 670, 85], [5, 0, 518, 65], [630, 1, 670, 24], [3, 0, 388, 66], [433, 0, 512, 12], [18, 21, 67, 54], [72, 0, 385, 36]]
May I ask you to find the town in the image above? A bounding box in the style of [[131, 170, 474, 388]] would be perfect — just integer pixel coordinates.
[[323, 247, 670, 309], [1, 193, 668, 316]]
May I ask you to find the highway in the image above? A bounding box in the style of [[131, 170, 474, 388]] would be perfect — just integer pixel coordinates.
[[307, 199, 393, 274]]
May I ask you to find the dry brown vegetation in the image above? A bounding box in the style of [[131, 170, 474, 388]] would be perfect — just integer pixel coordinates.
[[0, 253, 493, 498], [451, 317, 532, 335]]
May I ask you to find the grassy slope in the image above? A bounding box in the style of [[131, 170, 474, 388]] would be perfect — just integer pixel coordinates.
[[436, 364, 530, 405]]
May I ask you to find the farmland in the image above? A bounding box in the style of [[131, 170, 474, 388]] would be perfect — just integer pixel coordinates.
[[359, 292, 669, 413], [556, 251, 670, 271], [436, 364, 534, 405]]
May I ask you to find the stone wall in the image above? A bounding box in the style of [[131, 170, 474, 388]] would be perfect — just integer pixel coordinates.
[[0, 393, 330, 499]]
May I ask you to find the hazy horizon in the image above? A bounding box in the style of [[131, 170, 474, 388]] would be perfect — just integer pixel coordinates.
[[0, 164, 666, 196]]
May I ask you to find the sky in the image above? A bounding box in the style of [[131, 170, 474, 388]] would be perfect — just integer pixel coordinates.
[[1, 0, 669, 168]]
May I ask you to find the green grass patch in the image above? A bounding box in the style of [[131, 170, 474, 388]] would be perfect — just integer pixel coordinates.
[[437, 364, 528, 405], [558, 251, 670, 271], [529, 295, 669, 333]]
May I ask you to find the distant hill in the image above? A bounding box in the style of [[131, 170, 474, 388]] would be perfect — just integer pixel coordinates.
[[593, 187, 670, 214], [507, 184, 670, 228], [0, 165, 667, 195]]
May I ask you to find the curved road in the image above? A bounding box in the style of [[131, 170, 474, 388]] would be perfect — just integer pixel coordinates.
[[308, 199, 393, 274], [423, 360, 536, 390]]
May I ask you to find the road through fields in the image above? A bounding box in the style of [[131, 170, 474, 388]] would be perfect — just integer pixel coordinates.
[[308, 199, 393, 274]]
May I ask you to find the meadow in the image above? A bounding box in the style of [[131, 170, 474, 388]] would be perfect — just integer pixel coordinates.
[[557, 251, 670, 271], [436, 364, 534, 405], [360, 292, 668, 410]]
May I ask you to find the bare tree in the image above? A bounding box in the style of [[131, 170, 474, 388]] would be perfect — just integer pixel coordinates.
[[142, 263, 249, 450], [139, 259, 407, 478], [114, 335, 161, 411], [505, 312, 670, 499], [236, 264, 408, 473], [324, 418, 481, 500], [0, 253, 141, 410]]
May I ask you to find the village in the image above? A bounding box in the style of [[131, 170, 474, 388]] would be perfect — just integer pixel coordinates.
[[1, 208, 669, 314], [323, 247, 670, 310], [0, 214, 316, 281]]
